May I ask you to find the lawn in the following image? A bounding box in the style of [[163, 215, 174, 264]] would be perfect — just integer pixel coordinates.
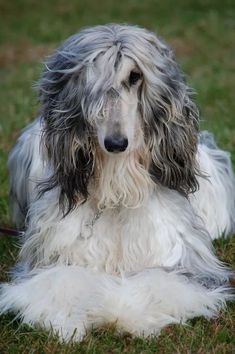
[[0, 0, 234, 352]]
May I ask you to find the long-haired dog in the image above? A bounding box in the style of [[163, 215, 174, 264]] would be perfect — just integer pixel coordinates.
[[0, 24, 234, 341]]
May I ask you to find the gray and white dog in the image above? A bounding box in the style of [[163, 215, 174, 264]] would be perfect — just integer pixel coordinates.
[[0, 24, 234, 341]]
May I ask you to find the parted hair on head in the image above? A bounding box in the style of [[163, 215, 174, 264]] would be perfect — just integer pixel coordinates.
[[37, 24, 200, 213]]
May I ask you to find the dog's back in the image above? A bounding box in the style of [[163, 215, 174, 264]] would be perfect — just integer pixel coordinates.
[[8, 119, 44, 227]]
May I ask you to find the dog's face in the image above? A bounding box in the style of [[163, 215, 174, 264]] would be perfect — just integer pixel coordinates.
[[94, 56, 143, 154], [38, 24, 200, 212]]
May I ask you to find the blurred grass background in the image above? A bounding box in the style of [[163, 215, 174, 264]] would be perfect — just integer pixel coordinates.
[[0, 0, 234, 352]]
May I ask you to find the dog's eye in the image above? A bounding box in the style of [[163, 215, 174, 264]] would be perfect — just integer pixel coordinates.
[[129, 71, 141, 86]]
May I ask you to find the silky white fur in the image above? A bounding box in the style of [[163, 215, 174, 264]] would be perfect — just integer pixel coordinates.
[[191, 132, 235, 239], [0, 266, 227, 341], [1, 24, 235, 342]]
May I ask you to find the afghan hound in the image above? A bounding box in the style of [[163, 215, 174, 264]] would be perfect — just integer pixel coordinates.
[[0, 24, 234, 341]]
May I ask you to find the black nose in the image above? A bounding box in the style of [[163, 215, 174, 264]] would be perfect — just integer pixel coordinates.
[[104, 135, 128, 153]]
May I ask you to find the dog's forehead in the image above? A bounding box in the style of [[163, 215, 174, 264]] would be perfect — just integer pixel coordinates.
[[94, 54, 137, 82], [116, 56, 137, 80]]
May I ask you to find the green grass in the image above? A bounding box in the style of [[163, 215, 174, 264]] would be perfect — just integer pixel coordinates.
[[0, 0, 234, 352]]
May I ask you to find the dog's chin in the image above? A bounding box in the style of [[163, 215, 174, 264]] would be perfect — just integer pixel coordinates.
[[104, 149, 129, 157], [92, 141, 153, 209]]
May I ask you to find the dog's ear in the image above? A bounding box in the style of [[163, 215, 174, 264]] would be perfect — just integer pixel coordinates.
[[142, 37, 200, 195], [37, 51, 94, 214]]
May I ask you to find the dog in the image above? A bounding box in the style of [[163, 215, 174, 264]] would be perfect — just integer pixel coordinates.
[[0, 24, 234, 341]]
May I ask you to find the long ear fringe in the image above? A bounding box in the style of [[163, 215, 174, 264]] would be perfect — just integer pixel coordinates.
[[142, 45, 201, 195], [148, 113, 200, 195], [39, 128, 94, 215], [36, 51, 95, 214]]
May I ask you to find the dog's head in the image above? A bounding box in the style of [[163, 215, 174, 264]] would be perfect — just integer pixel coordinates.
[[38, 24, 199, 212]]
